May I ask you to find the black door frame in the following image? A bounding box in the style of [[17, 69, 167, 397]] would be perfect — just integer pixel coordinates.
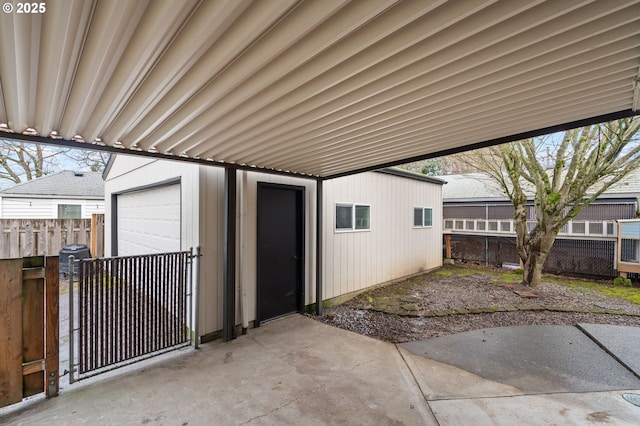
[[255, 182, 305, 327]]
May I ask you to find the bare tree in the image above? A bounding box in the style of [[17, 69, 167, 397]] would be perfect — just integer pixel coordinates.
[[64, 150, 110, 172], [399, 158, 445, 175], [0, 140, 109, 188], [461, 117, 640, 287], [0, 140, 64, 185]]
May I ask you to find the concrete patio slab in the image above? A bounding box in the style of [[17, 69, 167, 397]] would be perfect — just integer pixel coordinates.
[[0, 315, 436, 426], [398, 348, 524, 400], [578, 323, 640, 377], [429, 390, 640, 426], [3, 318, 640, 425], [399, 325, 640, 394]]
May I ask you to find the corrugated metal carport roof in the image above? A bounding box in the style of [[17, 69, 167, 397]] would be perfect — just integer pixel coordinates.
[[0, 0, 639, 179]]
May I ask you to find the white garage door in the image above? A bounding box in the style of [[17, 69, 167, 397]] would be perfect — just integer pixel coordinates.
[[117, 184, 181, 256]]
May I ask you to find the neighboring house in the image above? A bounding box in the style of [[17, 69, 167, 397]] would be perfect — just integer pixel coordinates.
[[0, 170, 105, 219], [440, 172, 640, 277], [104, 155, 443, 342]]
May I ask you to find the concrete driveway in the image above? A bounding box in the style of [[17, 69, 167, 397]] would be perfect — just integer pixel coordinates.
[[1, 315, 640, 425]]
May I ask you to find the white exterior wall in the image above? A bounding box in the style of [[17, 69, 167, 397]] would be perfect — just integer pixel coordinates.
[[104, 155, 201, 257], [322, 171, 443, 300], [104, 155, 213, 332], [197, 166, 225, 334], [0, 196, 104, 218]]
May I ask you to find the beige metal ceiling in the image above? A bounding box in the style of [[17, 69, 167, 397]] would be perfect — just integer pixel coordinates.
[[1, 0, 639, 178]]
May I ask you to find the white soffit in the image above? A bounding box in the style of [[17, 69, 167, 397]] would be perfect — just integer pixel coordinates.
[[0, 0, 639, 178]]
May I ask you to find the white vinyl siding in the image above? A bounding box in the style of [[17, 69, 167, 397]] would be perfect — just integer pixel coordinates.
[[0, 197, 104, 219], [323, 172, 442, 300]]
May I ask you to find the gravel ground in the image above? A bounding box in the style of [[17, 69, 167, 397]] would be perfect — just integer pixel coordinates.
[[309, 265, 640, 343]]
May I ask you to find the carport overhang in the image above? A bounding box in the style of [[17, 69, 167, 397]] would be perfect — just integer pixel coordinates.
[[2, 0, 640, 341], [1, 0, 639, 179]]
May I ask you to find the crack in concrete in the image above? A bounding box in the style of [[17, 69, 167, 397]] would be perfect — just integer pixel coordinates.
[[238, 385, 325, 425]]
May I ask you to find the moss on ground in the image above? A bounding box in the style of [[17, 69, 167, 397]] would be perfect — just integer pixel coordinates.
[[335, 264, 640, 318], [493, 272, 523, 284], [430, 265, 490, 277], [546, 276, 640, 306]]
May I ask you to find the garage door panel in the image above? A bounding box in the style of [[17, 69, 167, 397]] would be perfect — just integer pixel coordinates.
[[117, 184, 181, 255]]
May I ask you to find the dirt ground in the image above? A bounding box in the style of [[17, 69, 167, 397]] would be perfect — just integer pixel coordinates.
[[309, 264, 640, 343]]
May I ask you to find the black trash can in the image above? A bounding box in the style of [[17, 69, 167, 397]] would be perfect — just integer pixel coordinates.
[[59, 243, 91, 275]]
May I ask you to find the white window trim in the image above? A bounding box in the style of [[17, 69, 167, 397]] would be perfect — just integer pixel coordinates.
[[57, 203, 83, 219], [413, 206, 433, 228], [335, 202, 371, 233]]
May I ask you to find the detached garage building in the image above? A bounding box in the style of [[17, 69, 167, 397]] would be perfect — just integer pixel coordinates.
[[104, 155, 443, 342]]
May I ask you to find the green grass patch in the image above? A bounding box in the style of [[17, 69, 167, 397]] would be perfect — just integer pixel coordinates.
[[547, 276, 640, 306], [493, 272, 523, 284], [430, 265, 493, 277]]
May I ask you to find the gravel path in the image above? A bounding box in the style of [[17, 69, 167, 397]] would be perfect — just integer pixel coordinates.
[[309, 266, 640, 343]]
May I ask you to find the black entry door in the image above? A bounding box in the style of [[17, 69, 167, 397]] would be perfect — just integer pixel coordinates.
[[257, 183, 304, 324]]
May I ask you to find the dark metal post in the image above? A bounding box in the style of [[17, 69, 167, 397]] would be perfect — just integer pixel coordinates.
[[223, 168, 237, 341], [68, 255, 75, 384], [316, 179, 323, 316], [193, 246, 200, 349]]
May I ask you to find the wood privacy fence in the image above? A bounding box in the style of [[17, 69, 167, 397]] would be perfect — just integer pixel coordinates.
[[0, 214, 104, 259], [0, 256, 59, 408]]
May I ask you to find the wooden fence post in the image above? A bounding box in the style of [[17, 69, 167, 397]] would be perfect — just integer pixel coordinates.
[[444, 234, 452, 259], [91, 214, 104, 257], [0, 258, 23, 408], [0, 256, 58, 408], [45, 256, 59, 397], [21, 256, 45, 398]]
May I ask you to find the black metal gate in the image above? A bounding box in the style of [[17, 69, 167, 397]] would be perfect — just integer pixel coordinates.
[[68, 250, 194, 381]]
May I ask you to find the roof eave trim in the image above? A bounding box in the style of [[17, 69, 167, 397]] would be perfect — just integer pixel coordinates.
[[375, 168, 445, 185]]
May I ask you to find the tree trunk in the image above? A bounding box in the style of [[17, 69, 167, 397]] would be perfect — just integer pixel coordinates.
[[522, 251, 544, 287], [521, 234, 555, 287]]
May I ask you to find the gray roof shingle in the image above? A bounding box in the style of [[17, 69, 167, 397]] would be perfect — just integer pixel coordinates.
[[440, 169, 640, 202], [0, 171, 104, 198]]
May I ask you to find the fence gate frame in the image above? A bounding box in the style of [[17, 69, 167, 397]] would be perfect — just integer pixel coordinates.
[[68, 248, 197, 382], [0, 256, 59, 409]]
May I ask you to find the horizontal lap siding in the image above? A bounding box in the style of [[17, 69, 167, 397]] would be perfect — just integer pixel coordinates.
[[1, 198, 104, 219], [1, 198, 55, 218], [323, 172, 442, 300]]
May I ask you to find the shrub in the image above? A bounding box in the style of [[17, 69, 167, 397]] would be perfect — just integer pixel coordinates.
[[613, 277, 633, 287]]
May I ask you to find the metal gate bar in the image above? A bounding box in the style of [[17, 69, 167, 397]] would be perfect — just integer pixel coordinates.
[[70, 250, 192, 381]]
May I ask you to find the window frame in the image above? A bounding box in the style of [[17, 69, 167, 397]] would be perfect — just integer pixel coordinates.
[[413, 206, 433, 228], [335, 202, 371, 233], [57, 203, 82, 219]]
